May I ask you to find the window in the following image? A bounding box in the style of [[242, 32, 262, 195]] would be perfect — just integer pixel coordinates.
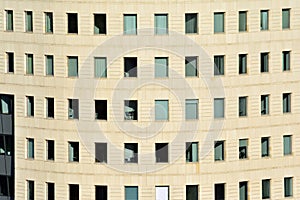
[[214, 98, 224, 118], [46, 140, 55, 160], [185, 13, 198, 34], [282, 51, 290, 71], [260, 52, 269, 72], [215, 183, 225, 200], [156, 186, 169, 200], [26, 54, 34, 75], [45, 12, 53, 33], [239, 139, 248, 159], [45, 55, 54, 76], [214, 12, 224, 33], [262, 179, 270, 199], [185, 99, 198, 120], [125, 186, 138, 200], [239, 96, 247, 117], [95, 100, 107, 120], [239, 181, 248, 200], [26, 96, 34, 117], [68, 99, 79, 119], [94, 14, 106, 34], [186, 185, 198, 200], [155, 57, 168, 77], [239, 11, 247, 32], [124, 14, 137, 35], [155, 100, 169, 120], [0, 175, 13, 197], [261, 137, 269, 157], [95, 143, 107, 163], [124, 57, 137, 77], [155, 14, 168, 34], [95, 185, 107, 200], [68, 142, 79, 162], [185, 56, 198, 77], [214, 55, 224, 75], [6, 52, 14, 73], [261, 95, 269, 115], [124, 143, 138, 163], [260, 10, 269, 30], [46, 97, 54, 118], [284, 177, 293, 197], [124, 100, 138, 120], [283, 93, 291, 113], [47, 182, 55, 200], [69, 184, 79, 200], [0, 135, 13, 156], [27, 180, 34, 200], [186, 142, 198, 162], [67, 13, 78, 33], [239, 54, 247, 74], [282, 9, 290, 29], [6, 10, 13, 31], [283, 135, 292, 155], [0, 95, 13, 115], [155, 143, 168, 163], [95, 57, 107, 78], [25, 11, 33, 32], [214, 141, 224, 161], [68, 56, 78, 77]]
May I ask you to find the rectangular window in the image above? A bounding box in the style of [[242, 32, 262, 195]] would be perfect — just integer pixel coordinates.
[[6, 10, 13, 31], [95, 143, 107, 163], [95, 100, 107, 120], [155, 143, 168, 163], [156, 186, 169, 200], [45, 12, 53, 33], [239, 96, 247, 117], [239, 139, 248, 159], [25, 11, 33, 32], [68, 56, 78, 77], [284, 177, 293, 197], [239, 54, 247, 74], [214, 98, 224, 118], [0, 95, 13, 115], [6, 52, 14, 73], [125, 186, 138, 200], [67, 13, 78, 34], [155, 14, 168, 34], [283, 93, 291, 113], [239, 181, 248, 200], [185, 56, 198, 77], [45, 55, 54, 76], [282, 51, 290, 71], [185, 13, 198, 34], [26, 96, 34, 117], [282, 9, 290, 29], [214, 141, 224, 161], [261, 95, 269, 115], [155, 100, 169, 120], [214, 12, 224, 33], [27, 138, 34, 159], [124, 14, 137, 35], [155, 57, 168, 78], [262, 179, 270, 199], [124, 57, 137, 77], [68, 99, 79, 119], [239, 11, 247, 32], [185, 99, 198, 120], [215, 183, 225, 200], [47, 140, 55, 160], [260, 10, 269, 30], [261, 137, 269, 157], [186, 142, 198, 162], [26, 54, 34, 75], [46, 97, 54, 118], [95, 57, 107, 78], [124, 100, 138, 120], [95, 185, 107, 200], [69, 184, 79, 200], [260, 52, 269, 72], [94, 14, 106, 34], [283, 135, 292, 155], [186, 185, 198, 200], [68, 142, 79, 162], [0, 135, 13, 156], [47, 182, 55, 200], [214, 55, 224, 75], [27, 180, 34, 200], [124, 143, 138, 163]]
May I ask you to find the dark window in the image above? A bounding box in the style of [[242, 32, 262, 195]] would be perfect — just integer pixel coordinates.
[[68, 99, 79, 119], [95, 100, 107, 120], [69, 142, 79, 162], [68, 56, 78, 77], [7, 52, 14, 73], [185, 56, 198, 77], [45, 12, 53, 33], [94, 14, 106, 34], [27, 138, 34, 159], [69, 184, 79, 200], [185, 13, 198, 34], [124, 100, 138, 120], [214, 141, 224, 161], [155, 143, 168, 163], [28, 180, 34, 200], [239, 11, 247, 32], [95, 143, 107, 163], [67, 13, 78, 33], [124, 57, 137, 77], [47, 182, 55, 200], [284, 177, 293, 197], [25, 11, 33, 32], [239, 96, 247, 117], [282, 9, 290, 29], [186, 142, 198, 162], [239, 54, 247, 74], [46, 98, 54, 118], [239, 181, 248, 200], [214, 55, 224, 75], [261, 95, 269, 115], [283, 93, 291, 113], [95, 185, 107, 200], [0, 135, 13, 156], [282, 51, 290, 71], [186, 185, 198, 200], [6, 10, 13, 31], [124, 143, 138, 163], [47, 140, 55, 160], [261, 137, 269, 157], [0, 95, 13, 114], [239, 139, 248, 159], [46, 55, 54, 76], [215, 183, 225, 200], [262, 179, 270, 199], [260, 52, 269, 72]]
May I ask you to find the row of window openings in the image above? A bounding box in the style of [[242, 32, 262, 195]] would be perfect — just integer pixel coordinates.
[[25, 135, 292, 164], [5, 52, 291, 75], [4, 9, 291, 34], [25, 178, 294, 200]]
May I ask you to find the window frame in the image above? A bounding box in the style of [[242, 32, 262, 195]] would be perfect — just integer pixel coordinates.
[[283, 135, 292, 155], [124, 100, 138, 120], [26, 53, 34, 75], [261, 94, 269, 115], [45, 12, 53, 33], [68, 141, 79, 162], [95, 142, 107, 163], [124, 143, 138, 163], [214, 98, 225, 119], [185, 142, 198, 163], [239, 139, 248, 159], [155, 13, 168, 35], [239, 11, 247, 32], [282, 93, 291, 113], [123, 14, 137, 35], [155, 100, 169, 121], [186, 185, 198, 200], [261, 137, 270, 157], [67, 13, 78, 34], [26, 96, 34, 117], [68, 56, 78, 77], [6, 52, 14, 73], [27, 138, 34, 159], [46, 140, 55, 161], [45, 55, 54, 76], [238, 54, 247, 74], [284, 177, 293, 197], [214, 55, 225, 75], [282, 51, 290, 71], [185, 13, 198, 34], [94, 13, 106, 34], [239, 96, 247, 117], [95, 185, 108, 200], [214, 141, 224, 161], [155, 186, 169, 200], [6, 10, 13, 31], [282, 8, 290, 29], [155, 143, 169, 163], [94, 57, 107, 78], [46, 182, 55, 200], [262, 179, 270, 199], [214, 183, 225, 200], [260, 52, 269, 73], [214, 12, 225, 33], [185, 56, 198, 77], [25, 11, 33, 32], [155, 57, 168, 78], [260, 10, 269, 31], [68, 99, 79, 119], [125, 186, 138, 200], [95, 100, 107, 120], [185, 99, 199, 120]]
